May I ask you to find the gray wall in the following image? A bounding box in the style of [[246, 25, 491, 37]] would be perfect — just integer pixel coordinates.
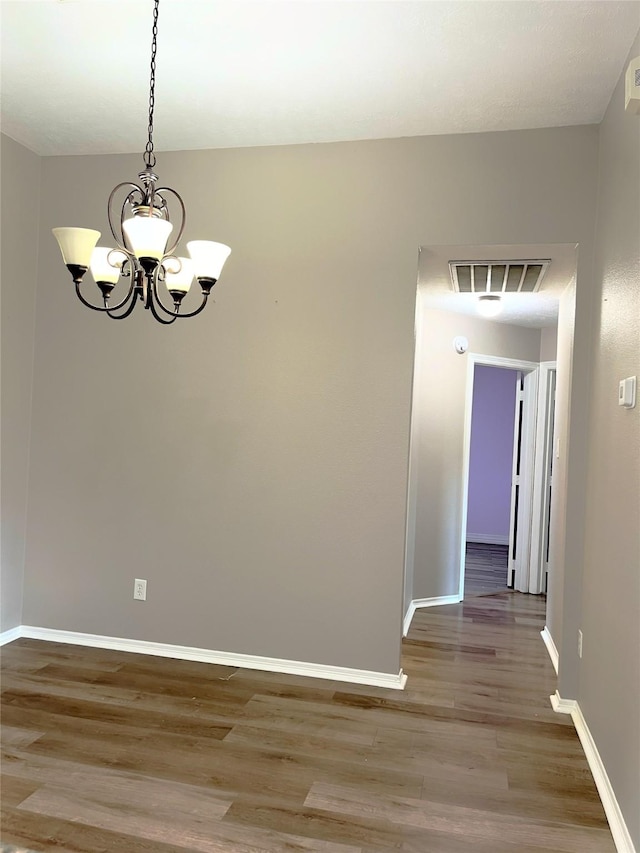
[[580, 35, 640, 848], [0, 135, 40, 632], [539, 325, 558, 361], [411, 307, 541, 600], [15, 124, 599, 678]]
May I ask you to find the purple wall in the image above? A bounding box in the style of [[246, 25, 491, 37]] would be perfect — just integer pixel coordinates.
[[466, 366, 517, 543]]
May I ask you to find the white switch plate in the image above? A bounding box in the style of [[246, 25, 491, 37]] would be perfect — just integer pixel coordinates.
[[133, 578, 147, 601], [619, 376, 636, 408]]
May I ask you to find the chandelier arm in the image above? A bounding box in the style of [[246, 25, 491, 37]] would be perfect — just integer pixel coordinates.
[[75, 279, 136, 313], [152, 272, 180, 319], [104, 282, 138, 312], [105, 292, 142, 320], [140, 262, 180, 323], [149, 269, 182, 318], [155, 186, 186, 256], [149, 293, 211, 321], [173, 293, 210, 319], [147, 293, 179, 324], [107, 182, 144, 251], [150, 272, 210, 320]]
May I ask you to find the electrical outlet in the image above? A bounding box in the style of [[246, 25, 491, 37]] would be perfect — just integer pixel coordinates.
[[133, 578, 147, 601], [578, 629, 583, 658]]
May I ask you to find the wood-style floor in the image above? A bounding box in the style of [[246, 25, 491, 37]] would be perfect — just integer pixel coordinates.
[[1, 594, 614, 852], [464, 542, 509, 598]]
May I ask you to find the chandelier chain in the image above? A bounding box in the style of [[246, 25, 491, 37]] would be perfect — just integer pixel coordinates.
[[144, 0, 160, 169]]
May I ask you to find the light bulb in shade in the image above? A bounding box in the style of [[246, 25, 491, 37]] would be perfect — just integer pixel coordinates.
[[164, 257, 194, 294], [122, 216, 173, 261], [52, 227, 101, 267], [90, 247, 127, 284], [477, 295, 503, 318], [187, 240, 231, 281]]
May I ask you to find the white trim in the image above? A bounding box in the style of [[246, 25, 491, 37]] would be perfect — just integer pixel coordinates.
[[571, 702, 636, 853], [507, 371, 523, 588], [18, 626, 407, 690], [403, 603, 416, 637], [513, 367, 540, 593], [549, 690, 576, 714], [529, 362, 557, 594], [413, 595, 461, 609], [459, 354, 476, 600], [551, 692, 636, 853], [466, 534, 509, 545], [402, 282, 426, 636], [466, 354, 541, 371], [0, 626, 22, 646], [540, 626, 559, 674], [403, 595, 462, 636]]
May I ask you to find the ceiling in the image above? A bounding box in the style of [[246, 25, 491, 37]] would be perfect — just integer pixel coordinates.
[[418, 243, 578, 328], [1, 1, 639, 157]]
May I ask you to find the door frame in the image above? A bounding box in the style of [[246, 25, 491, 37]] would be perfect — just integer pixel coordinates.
[[459, 353, 540, 601], [528, 361, 557, 594]]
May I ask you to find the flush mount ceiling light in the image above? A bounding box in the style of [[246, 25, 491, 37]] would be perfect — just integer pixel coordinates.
[[477, 294, 503, 318], [52, 0, 230, 324]]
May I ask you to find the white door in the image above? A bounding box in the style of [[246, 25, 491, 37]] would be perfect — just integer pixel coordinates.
[[507, 373, 523, 588], [543, 372, 557, 592], [507, 369, 539, 592], [529, 366, 556, 594], [543, 392, 555, 594]]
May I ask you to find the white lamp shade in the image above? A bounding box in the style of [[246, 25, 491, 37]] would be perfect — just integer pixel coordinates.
[[187, 240, 231, 280], [122, 216, 173, 261], [52, 227, 101, 266], [164, 256, 194, 293], [90, 247, 127, 284], [477, 295, 503, 318]]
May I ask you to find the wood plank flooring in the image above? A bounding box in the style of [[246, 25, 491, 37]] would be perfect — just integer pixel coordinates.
[[0, 594, 614, 852], [464, 542, 509, 597]]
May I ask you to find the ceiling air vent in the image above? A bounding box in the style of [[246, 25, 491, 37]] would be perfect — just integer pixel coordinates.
[[449, 260, 550, 294]]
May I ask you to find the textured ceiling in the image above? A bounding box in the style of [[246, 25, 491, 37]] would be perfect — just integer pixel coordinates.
[[1, 1, 639, 156], [418, 243, 578, 328]]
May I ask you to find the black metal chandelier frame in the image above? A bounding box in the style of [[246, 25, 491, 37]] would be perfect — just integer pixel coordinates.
[[56, 0, 228, 325]]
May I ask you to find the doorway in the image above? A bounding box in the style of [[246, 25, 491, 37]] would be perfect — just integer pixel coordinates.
[[459, 355, 541, 600], [463, 364, 519, 598], [402, 241, 576, 641]]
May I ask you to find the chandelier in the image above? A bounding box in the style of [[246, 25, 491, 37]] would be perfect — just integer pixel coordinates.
[[52, 0, 230, 324]]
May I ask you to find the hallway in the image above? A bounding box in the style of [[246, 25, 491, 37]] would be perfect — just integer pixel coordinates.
[[464, 541, 510, 597]]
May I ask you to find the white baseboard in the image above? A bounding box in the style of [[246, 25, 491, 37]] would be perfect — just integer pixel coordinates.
[[403, 604, 416, 637], [551, 691, 636, 852], [540, 626, 559, 674], [403, 595, 462, 636], [571, 702, 637, 853], [549, 690, 576, 714], [466, 534, 509, 546], [18, 625, 407, 690], [0, 626, 22, 646]]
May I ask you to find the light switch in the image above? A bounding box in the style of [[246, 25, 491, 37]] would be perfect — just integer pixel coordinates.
[[618, 376, 636, 409]]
